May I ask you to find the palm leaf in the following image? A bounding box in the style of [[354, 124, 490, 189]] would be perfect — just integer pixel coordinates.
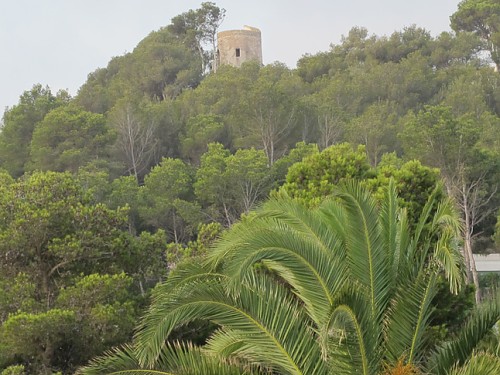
[[323, 288, 378, 375], [210, 198, 347, 326], [221, 222, 344, 325], [77, 342, 256, 375], [392, 207, 411, 283], [334, 181, 391, 327], [429, 198, 464, 294], [446, 352, 500, 375], [205, 274, 325, 375], [411, 184, 442, 248], [379, 179, 399, 282], [384, 270, 438, 364], [134, 263, 227, 366], [135, 271, 323, 375], [76, 345, 143, 375], [426, 296, 500, 375], [155, 342, 258, 375]]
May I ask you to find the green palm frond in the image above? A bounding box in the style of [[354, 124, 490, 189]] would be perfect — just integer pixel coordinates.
[[205, 274, 325, 375], [134, 263, 227, 366], [135, 269, 323, 375], [430, 196, 462, 235], [390, 206, 412, 284], [379, 179, 400, 283], [429, 197, 464, 294], [432, 227, 464, 295], [396, 186, 462, 294], [76, 345, 142, 375], [411, 184, 443, 247], [258, 197, 346, 256], [426, 296, 500, 375], [220, 222, 343, 324], [323, 288, 380, 375], [155, 342, 258, 375], [446, 352, 500, 375], [335, 181, 391, 326], [210, 198, 347, 326], [77, 342, 257, 375], [383, 186, 463, 366], [385, 270, 438, 364]]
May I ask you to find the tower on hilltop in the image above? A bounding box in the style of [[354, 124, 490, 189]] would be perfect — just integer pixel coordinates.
[[215, 25, 262, 71]]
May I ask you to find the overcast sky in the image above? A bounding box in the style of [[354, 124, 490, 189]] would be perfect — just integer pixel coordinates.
[[0, 0, 461, 114]]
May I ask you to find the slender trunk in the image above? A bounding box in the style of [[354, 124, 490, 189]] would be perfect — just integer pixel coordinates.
[[196, 39, 206, 74], [42, 332, 54, 374], [471, 255, 481, 303], [301, 113, 308, 142], [463, 245, 472, 283], [242, 181, 256, 214], [172, 212, 179, 244], [269, 138, 274, 166], [462, 183, 481, 303], [41, 267, 50, 309], [37, 244, 52, 309], [223, 202, 232, 227], [127, 111, 139, 182], [139, 279, 145, 297], [465, 231, 481, 303], [490, 41, 500, 72]]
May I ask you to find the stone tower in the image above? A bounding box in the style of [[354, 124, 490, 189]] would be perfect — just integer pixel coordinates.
[[215, 25, 263, 70]]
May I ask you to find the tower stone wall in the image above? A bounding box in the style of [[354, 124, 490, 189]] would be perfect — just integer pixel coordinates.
[[215, 26, 262, 70]]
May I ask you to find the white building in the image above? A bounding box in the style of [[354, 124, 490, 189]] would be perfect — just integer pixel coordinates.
[[473, 254, 500, 272]]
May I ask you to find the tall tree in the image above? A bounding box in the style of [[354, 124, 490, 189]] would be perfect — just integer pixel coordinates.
[[139, 157, 199, 243], [302, 90, 347, 150], [451, 0, 500, 71], [194, 143, 232, 225], [495, 210, 500, 249], [0, 172, 127, 308], [401, 105, 500, 302], [180, 114, 228, 165], [224, 147, 273, 215], [244, 63, 303, 165], [280, 143, 372, 206], [28, 105, 114, 173], [0, 172, 150, 373], [169, 2, 226, 73], [346, 101, 398, 166], [0, 85, 69, 177], [109, 101, 159, 181], [194, 144, 273, 225]]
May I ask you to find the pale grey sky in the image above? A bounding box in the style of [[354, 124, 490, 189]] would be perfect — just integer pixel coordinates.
[[0, 0, 460, 114]]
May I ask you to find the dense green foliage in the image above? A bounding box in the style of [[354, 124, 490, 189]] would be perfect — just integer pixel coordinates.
[[0, 85, 69, 177], [0, 172, 166, 373], [78, 183, 500, 374], [0, 1, 499, 373], [451, 0, 500, 71]]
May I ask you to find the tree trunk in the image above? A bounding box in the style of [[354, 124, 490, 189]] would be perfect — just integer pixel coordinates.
[[172, 212, 179, 245], [462, 244, 472, 283], [462, 184, 481, 303], [139, 279, 145, 297], [37, 244, 53, 309], [41, 334, 54, 374], [471, 256, 481, 303], [223, 202, 232, 227]]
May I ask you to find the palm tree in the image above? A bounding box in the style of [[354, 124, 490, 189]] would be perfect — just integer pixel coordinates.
[[78, 181, 500, 375]]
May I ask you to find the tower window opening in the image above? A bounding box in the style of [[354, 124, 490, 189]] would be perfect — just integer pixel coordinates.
[[236, 48, 241, 57]]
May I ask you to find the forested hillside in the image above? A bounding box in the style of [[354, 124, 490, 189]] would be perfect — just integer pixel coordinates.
[[1, 1, 500, 374]]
